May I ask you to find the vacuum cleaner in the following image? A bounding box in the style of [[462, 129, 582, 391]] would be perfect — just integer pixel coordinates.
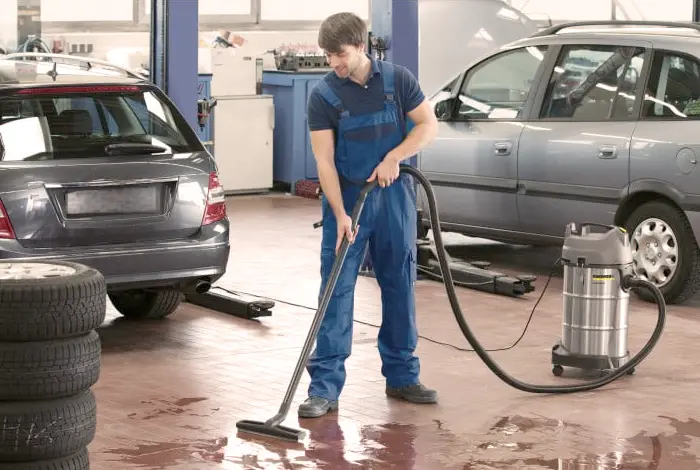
[[235, 165, 666, 442]]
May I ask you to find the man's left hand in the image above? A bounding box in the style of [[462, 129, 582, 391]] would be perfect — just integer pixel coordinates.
[[367, 154, 400, 188]]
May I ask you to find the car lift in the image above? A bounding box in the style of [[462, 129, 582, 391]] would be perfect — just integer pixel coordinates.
[[414, 238, 536, 297], [185, 288, 275, 320]]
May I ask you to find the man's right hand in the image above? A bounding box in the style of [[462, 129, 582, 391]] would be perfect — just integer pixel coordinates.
[[335, 212, 358, 254]]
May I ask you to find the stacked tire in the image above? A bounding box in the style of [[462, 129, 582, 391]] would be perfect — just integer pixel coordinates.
[[0, 261, 107, 470]]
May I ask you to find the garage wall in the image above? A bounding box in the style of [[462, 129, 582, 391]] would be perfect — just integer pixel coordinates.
[[0, 1, 18, 53], [507, 0, 694, 22]]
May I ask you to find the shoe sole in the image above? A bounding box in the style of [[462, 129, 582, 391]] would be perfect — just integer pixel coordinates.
[[298, 402, 339, 419], [386, 391, 438, 404]]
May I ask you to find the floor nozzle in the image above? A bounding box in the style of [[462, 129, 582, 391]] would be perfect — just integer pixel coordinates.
[[235, 419, 307, 442]]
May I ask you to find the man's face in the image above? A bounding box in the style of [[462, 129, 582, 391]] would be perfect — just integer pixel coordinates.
[[325, 44, 364, 79]]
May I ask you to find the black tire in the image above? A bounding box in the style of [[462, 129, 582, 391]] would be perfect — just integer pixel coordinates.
[[0, 390, 96, 462], [624, 200, 700, 304], [0, 331, 100, 401], [109, 288, 183, 320], [0, 261, 106, 341], [0, 448, 89, 470]]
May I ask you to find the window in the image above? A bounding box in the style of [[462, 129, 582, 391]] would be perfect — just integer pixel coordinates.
[[643, 52, 700, 119], [0, 87, 201, 162], [261, 0, 369, 20], [455, 46, 548, 120], [540, 45, 646, 120]]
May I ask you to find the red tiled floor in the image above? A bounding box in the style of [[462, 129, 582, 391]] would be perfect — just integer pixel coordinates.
[[88, 193, 700, 469]]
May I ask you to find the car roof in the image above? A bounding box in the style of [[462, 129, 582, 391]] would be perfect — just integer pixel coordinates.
[[0, 53, 148, 91], [512, 20, 700, 47]]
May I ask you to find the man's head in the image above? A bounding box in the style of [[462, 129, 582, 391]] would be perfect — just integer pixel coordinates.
[[318, 12, 368, 79]]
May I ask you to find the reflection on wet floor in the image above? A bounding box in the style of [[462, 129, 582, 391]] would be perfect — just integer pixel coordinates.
[[90, 195, 700, 470], [99, 413, 700, 469]]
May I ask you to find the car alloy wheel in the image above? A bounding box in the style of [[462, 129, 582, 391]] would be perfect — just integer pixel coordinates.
[[0, 262, 78, 280], [630, 217, 678, 288]]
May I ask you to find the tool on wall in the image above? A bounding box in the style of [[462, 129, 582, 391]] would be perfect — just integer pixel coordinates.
[[235, 165, 666, 443], [368, 32, 389, 61], [197, 97, 217, 130]]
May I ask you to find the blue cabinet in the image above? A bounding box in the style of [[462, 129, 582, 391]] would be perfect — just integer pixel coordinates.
[[262, 70, 327, 190]]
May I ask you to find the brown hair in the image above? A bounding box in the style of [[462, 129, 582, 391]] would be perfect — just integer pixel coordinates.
[[318, 12, 367, 54]]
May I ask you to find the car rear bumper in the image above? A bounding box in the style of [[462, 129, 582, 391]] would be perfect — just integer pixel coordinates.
[[0, 221, 230, 291]]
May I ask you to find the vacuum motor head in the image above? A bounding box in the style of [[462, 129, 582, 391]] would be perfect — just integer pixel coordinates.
[[561, 222, 633, 267]]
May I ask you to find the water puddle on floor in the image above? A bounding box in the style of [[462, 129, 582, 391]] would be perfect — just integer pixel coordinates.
[[99, 414, 700, 469]]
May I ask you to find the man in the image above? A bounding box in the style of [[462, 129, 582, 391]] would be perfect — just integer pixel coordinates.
[[298, 12, 439, 419]]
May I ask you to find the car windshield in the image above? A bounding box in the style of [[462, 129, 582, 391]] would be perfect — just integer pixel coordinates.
[[0, 85, 201, 161]]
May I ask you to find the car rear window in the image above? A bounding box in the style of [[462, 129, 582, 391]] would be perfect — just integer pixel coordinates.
[[0, 85, 202, 161]]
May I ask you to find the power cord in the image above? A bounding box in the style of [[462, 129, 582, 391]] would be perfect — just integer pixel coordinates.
[[214, 256, 560, 353]]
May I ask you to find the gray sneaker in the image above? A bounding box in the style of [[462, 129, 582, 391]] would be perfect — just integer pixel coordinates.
[[386, 383, 438, 404], [297, 396, 339, 418]]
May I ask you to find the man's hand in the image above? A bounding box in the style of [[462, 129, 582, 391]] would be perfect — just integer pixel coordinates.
[[336, 212, 358, 254], [367, 154, 400, 188]]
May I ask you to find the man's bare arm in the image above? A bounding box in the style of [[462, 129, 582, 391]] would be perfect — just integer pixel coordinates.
[[386, 99, 438, 163], [311, 129, 345, 218]]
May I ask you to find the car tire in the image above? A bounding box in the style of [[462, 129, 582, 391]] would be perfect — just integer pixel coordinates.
[[0, 390, 96, 462], [624, 200, 700, 304], [0, 261, 107, 342], [0, 331, 100, 401], [109, 289, 183, 320], [0, 448, 89, 470]]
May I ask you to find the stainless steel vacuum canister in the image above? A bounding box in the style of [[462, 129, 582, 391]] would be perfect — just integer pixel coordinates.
[[552, 222, 636, 376]]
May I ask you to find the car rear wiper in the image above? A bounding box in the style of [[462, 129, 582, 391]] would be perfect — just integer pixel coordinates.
[[104, 143, 167, 156]]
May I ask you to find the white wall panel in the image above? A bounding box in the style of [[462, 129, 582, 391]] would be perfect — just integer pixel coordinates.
[[615, 0, 693, 21], [0, 1, 18, 52], [508, 0, 694, 21], [40, 0, 133, 22], [144, 0, 251, 16], [261, 0, 369, 20]]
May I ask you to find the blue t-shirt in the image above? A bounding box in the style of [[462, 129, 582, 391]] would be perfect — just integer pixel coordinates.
[[307, 57, 425, 134]]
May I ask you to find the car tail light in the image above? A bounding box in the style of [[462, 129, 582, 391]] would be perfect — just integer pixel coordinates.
[[0, 200, 15, 239], [202, 172, 227, 226]]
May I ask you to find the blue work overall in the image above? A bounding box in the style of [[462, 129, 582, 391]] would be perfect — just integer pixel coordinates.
[[306, 62, 420, 402]]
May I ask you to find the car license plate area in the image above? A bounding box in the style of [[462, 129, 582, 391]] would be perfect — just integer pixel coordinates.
[[64, 184, 162, 217]]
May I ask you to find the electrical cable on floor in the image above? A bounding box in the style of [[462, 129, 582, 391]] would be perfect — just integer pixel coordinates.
[[215, 256, 558, 353]]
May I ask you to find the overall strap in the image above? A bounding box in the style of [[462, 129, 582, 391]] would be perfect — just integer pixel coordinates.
[[316, 79, 350, 118], [379, 61, 396, 103]]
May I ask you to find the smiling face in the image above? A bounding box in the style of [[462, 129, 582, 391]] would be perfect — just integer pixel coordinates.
[[318, 12, 368, 79], [325, 43, 365, 79]]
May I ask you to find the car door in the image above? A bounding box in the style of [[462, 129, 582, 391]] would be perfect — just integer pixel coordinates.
[[517, 41, 651, 239], [418, 44, 551, 234]]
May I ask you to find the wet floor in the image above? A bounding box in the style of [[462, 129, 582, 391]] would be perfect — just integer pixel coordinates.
[[89, 193, 700, 469]]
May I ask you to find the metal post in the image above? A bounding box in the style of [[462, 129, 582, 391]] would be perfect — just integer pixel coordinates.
[[149, 0, 198, 130], [361, 0, 420, 275], [149, 0, 168, 93]]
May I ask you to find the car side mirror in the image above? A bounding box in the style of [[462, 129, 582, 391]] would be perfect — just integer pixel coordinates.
[[434, 99, 455, 121]]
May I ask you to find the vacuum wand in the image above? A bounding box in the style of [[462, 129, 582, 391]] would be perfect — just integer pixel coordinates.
[[235, 165, 667, 442], [235, 179, 377, 442]]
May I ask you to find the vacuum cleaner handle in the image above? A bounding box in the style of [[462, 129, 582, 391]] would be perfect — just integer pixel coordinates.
[[348, 180, 378, 230], [312, 180, 378, 230]]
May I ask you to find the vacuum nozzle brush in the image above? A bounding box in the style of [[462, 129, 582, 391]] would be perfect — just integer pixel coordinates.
[[235, 419, 307, 442]]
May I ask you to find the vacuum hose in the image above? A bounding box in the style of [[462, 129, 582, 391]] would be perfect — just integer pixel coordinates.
[[379, 165, 666, 393]]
